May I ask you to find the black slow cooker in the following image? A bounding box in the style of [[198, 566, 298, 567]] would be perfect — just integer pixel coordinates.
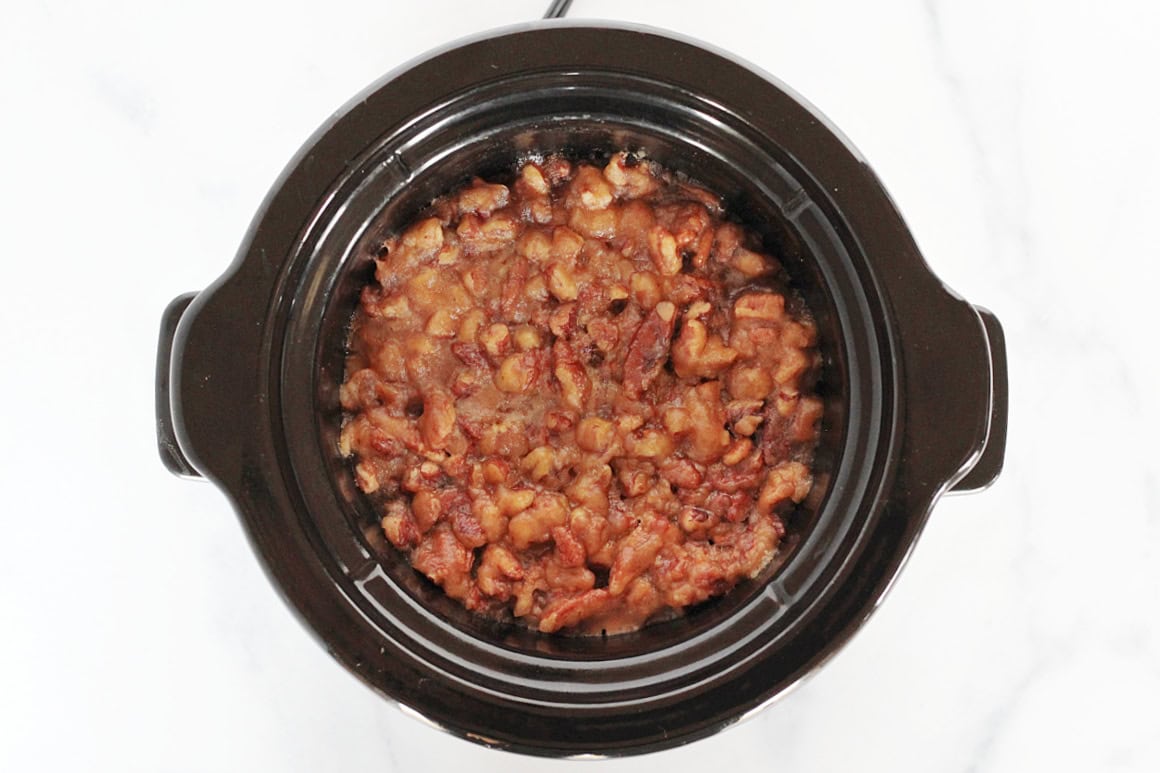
[[156, 22, 1007, 757]]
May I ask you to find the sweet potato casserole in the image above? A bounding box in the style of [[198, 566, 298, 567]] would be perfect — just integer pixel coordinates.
[[339, 153, 822, 634]]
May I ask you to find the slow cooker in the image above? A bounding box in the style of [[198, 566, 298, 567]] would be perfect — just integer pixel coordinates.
[[156, 22, 1007, 756]]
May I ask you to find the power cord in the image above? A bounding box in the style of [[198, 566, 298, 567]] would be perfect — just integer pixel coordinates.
[[543, 0, 573, 19]]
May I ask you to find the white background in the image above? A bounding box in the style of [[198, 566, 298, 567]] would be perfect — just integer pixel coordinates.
[[2, 0, 1158, 770]]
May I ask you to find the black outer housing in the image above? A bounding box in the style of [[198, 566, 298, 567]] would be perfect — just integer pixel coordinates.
[[156, 23, 1007, 757]]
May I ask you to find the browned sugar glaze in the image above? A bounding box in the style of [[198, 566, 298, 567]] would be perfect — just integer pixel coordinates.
[[340, 153, 821, 634]]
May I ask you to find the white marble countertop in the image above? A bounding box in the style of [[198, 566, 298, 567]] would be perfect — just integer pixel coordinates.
[[2, 0, 1158, 770]]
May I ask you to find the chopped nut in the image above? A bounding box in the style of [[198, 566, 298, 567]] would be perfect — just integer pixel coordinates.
[[435, 242, 461, 266], [508, 492, 569, 549], [567, 506, 608, 562], [548, 302, 578, 337], [457, 309, 486, 342], [603, 152, 658, 198], [671, 318, 738, 379], [445, 506, 487, 547], [520, 163, 550, 195], [354, 461, 379, 494], [568, 205, 618, 239], [410, 526, 473, 599], [366, 291, 411, 320], [547, 261, 579, 301], [774, 349, 810, 386], [496, 486, 537, 517], [722, 438, 754, 466], [517, 229, 552, 262], [566, 464, 612, 515], [338, 423, 355, 459], [405, 267, 443, 313], [781, 321, 815, 348], [734, 414, 763, 436], [609, 525, 664, 596], [401, 217, 444, 253], [418, 391, 456, 450], [647, 226, 681, 276], [623, 303, 677, 398], [403, 333, 436, 382], [541, 156, 572, 184], [376, 218, 444, 281], [482, 458, 510, 486], [500, 259, 529, 320], [685, 300, 711, 319], [570, 166, 614, 210], [477, 544, 524, 598], [537, 588, 610, 633], [381, 502, 419, 549], [512, 325, 542, 351], [472, 495, 507, 542], [424, 308, 457, 338], [586, 317, 619, 352], [659, 457, 702, 488], [495, 352, 538, 393], [678, 506, 720, 538], [663, 407, 692, 434], [671, 204, 712, 251], [757, 461, 812, 515], [553, 341, 591, 411], [729, 364, 775, 401], [630, 271, 661, 309], [616, 414, 645, 436], [625, 429, 675, 459], [521, 446, 555, 481], [551, 227, 585, 261], [478, 417, 531, 457], [734, 291, 786, 321], [458, 212, 519, 251], [551, 526, 587, 568], [602, 154, 630, 186], [523, 273, 549, 303], [732, 248, 768, 277], [457, 180, 510, 216], [793, 396, 824, 443], [480, 323, 511, 358], [683, 381, 732, 464], [544, 410, 576, 434], [616, 459, 653, 497], [411, 490, 441, 532], [576, 417, 616, 453]]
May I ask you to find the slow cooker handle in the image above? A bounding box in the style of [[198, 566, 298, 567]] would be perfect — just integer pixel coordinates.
[[156, 293, 202, 479], [948, 306, 1007, 493]]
